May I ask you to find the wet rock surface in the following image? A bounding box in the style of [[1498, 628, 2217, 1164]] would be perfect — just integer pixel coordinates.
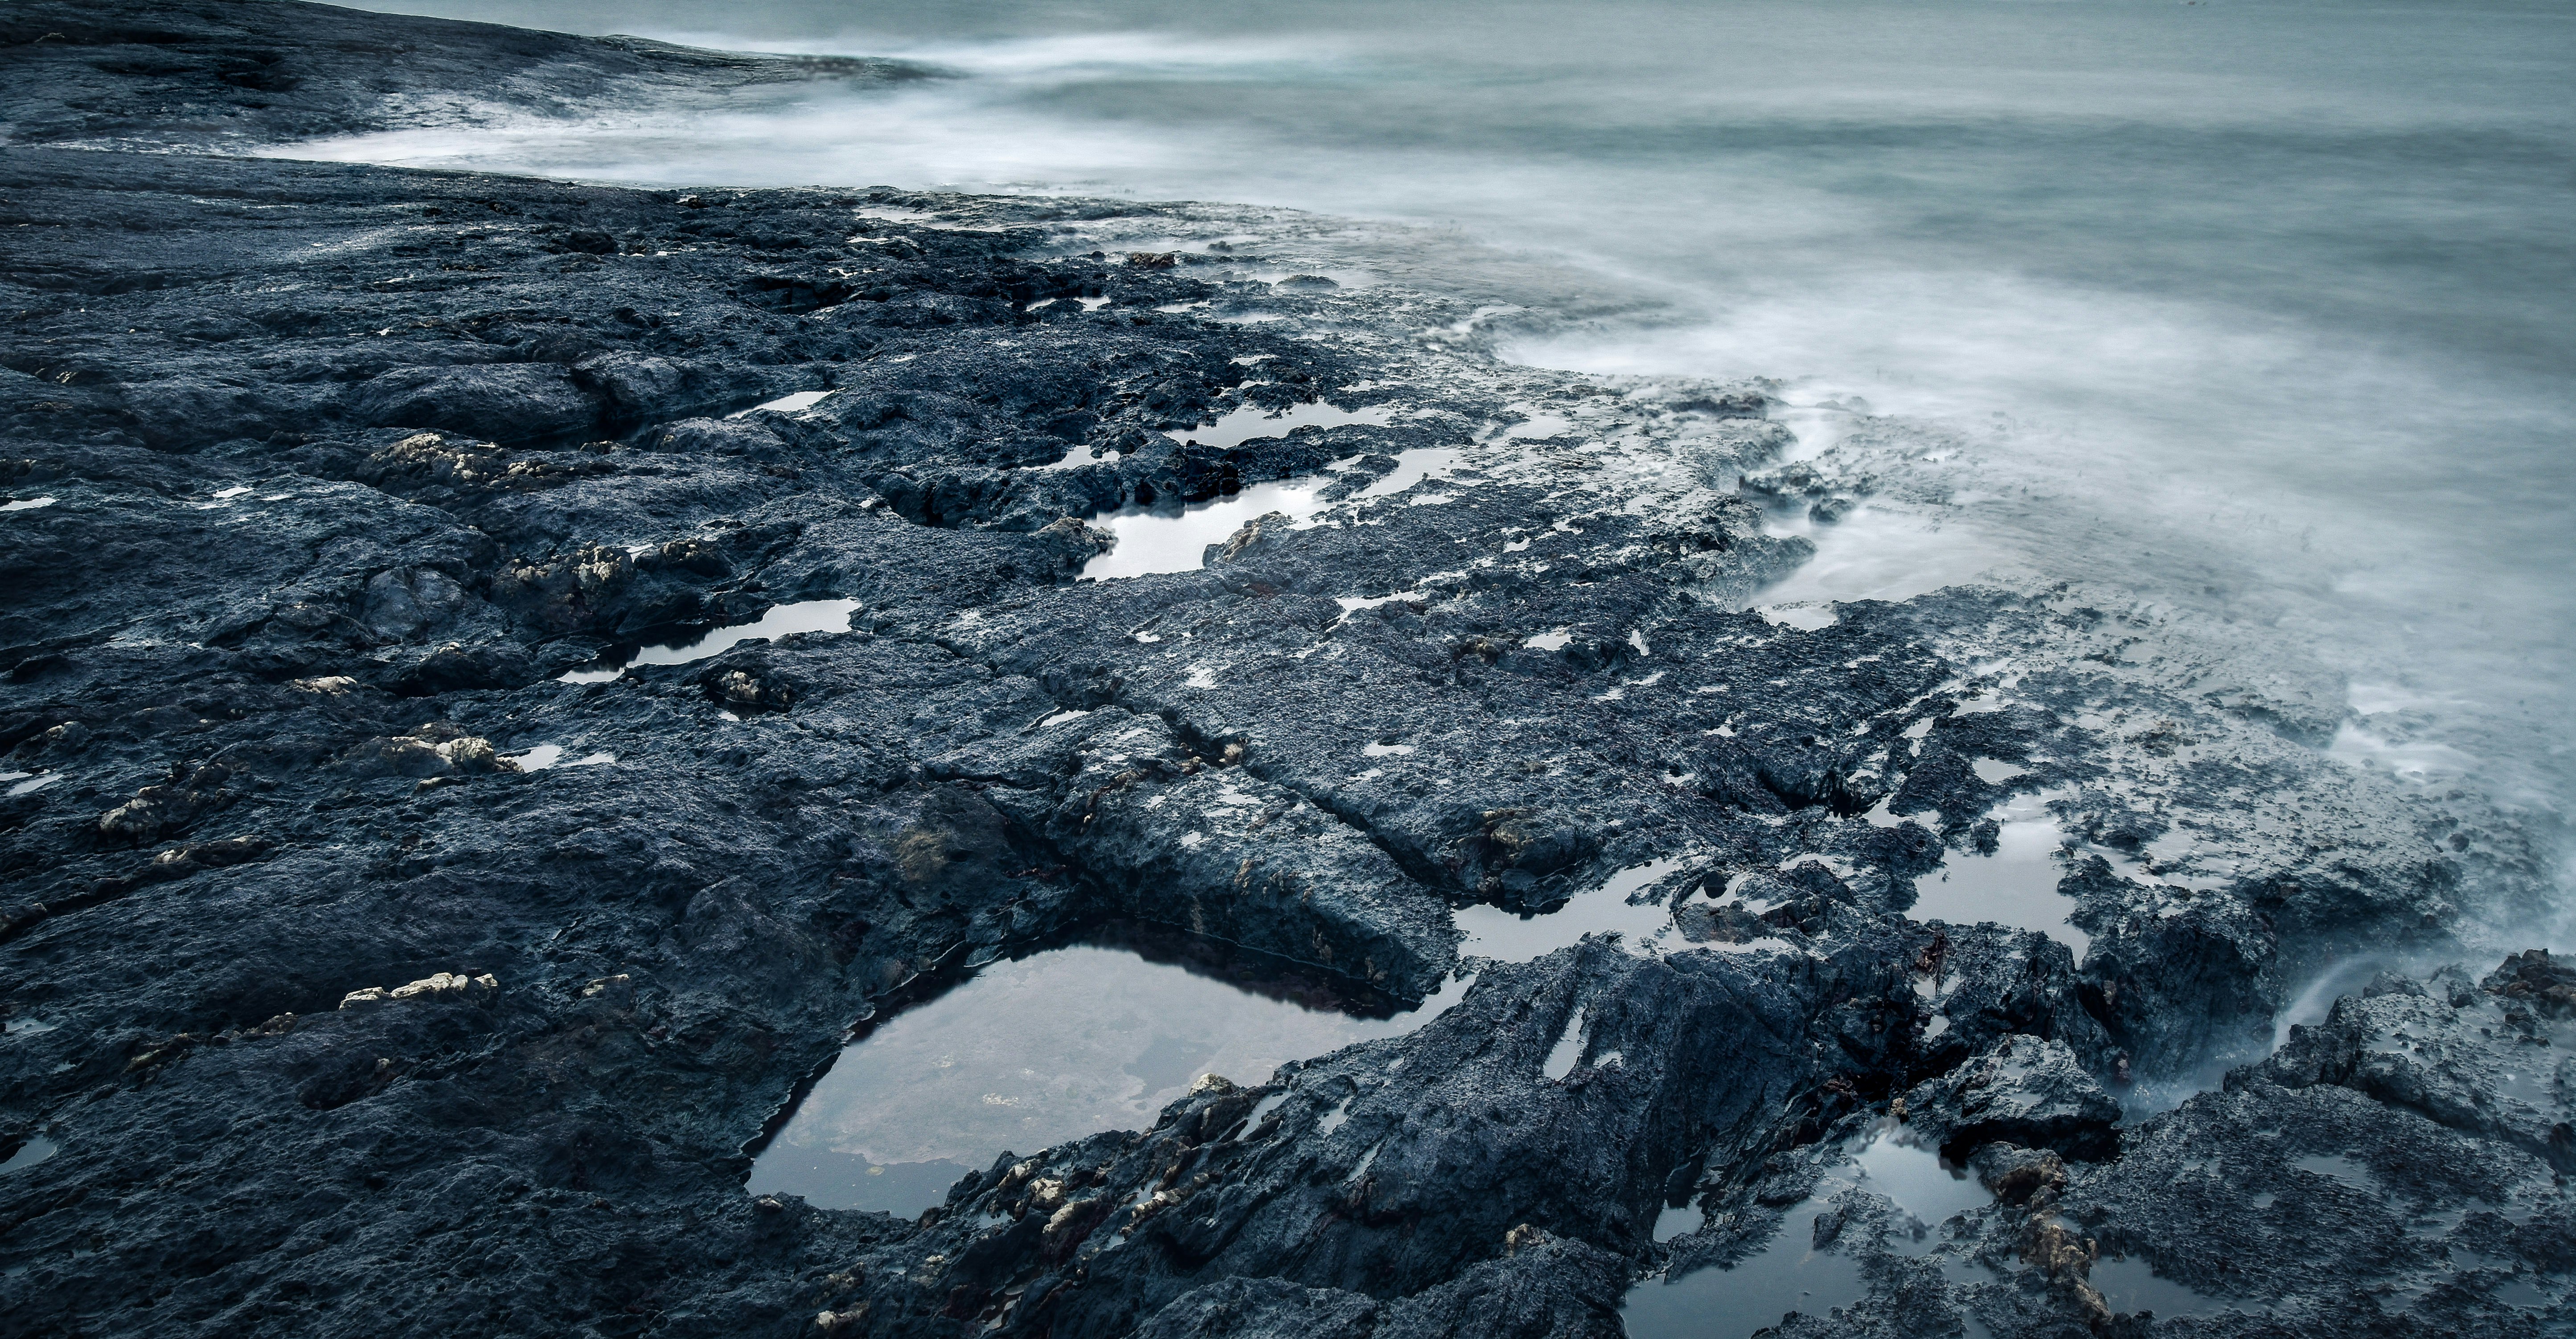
[[0, 0, 931, 152], [2, 6, 2564, 1337]]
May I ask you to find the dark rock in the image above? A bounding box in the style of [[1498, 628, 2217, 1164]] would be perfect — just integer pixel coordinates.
[[1903, 1035, 2122, 1159], [1135, 1275, 1381, 1338], [94, 763, 234, 845], [0, 10, 2553, 1339], [383, 641, 537, 696], [573, 351, 728, 422], [359, 565, 470, 642], [2485, 947, 2576, 1019], [0, 0, 937, 151], [2046, 961, 2575, 1332], [353, 364, 601, 441]]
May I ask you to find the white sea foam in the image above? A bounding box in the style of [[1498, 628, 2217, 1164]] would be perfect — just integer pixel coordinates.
[[338, 0, 2576, 906]]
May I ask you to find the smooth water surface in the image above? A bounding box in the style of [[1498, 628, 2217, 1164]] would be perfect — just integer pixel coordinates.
[[1910, 790, 2089, 958], [2088, 1254, 2235, 1320], [497, 743, 617, 772], [0, 1135, 58, 1175], [1078, 478, 1331, 581], [1454, 857, 1694, 962], [558, 597, 861, 683], [1077, 442, 1463, 580], [1626, 1118, 1990, 1336], [748, 943, 1465, 1215], [1179, 400, 1395, 450], [1624, 1205, 1866, 1339], [1854, 1121, 1989, 1230], [730, 388, 837, 417]]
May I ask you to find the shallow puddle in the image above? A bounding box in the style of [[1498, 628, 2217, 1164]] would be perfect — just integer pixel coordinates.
[[730, 389, 837, 417], [1501, 411, 1576, 442], [1854, 1120, 1987, 1229], [1350, 446, 1464, 500], [500, 744, 618, 772], [1453, 857, 1692, 962], [0, 1135, 57, 1175], [1541, 1005, 1589, 1081], [748, 938, 1468, 1216], [1654, 1199, 1703, 1242], [1029, 441, 1112, 471], [1909, 791, 2088, 958], [1180, 400, 1395, 450], [1076, 442, 1476, 581], [1627, 1118, 1989, 1336], [5, 772, 62, 798], [1078, 477, 1333, 581], [1757, 604, 1841, 631], [1623, 1205, 1867, 1339], [559, 598, 861, 684]]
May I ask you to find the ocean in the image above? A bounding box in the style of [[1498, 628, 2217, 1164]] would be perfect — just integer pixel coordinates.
[[333, 0, 2576, 911]]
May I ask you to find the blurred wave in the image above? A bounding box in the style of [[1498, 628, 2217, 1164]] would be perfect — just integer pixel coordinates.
[[330, 0, 2576, 863]]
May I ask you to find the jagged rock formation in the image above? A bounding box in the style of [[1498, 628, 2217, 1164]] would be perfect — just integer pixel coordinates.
[[1, 6, 2562, 1338]]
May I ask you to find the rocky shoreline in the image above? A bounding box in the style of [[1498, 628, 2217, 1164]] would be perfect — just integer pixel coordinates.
[[2, 5, 2567, 1337]]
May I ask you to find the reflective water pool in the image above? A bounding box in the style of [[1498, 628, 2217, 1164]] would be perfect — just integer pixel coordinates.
[[748, 936, 1468, 1216], [1625, 1118, 1990, 1338], [558, 598, 861, 683], [1909, 790, 2088, 958], [1623, 1204, 1866, 1339], [1077, 477, 1334, 582], [1453, 857, 1693, 963]]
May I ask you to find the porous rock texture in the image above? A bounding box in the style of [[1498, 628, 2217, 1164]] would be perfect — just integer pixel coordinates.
[[1, 5, 2565, 1337]]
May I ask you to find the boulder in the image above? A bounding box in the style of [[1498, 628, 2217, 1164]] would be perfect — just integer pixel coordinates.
[[1903, 1035, 2121, 1158]]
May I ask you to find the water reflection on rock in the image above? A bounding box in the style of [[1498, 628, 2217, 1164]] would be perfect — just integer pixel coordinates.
[[749, 926, 1468, 1216], [1623, 1204, 1866, 1339], [1911, 789, 2088, 958], [1454, 857, 1692, 962], [558, 597, 861, 684], [1627, 1118, 1992, 1339]]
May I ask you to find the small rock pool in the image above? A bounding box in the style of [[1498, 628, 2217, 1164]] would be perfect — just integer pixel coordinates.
[[1625, 1118, 1991, 1339], [747, 934, 1469, 1216], [559, 598, 861, 684], [1909, 788, 2089, 958]]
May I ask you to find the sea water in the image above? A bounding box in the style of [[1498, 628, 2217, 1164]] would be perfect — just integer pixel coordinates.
[[336, 0, 2575, 931]]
